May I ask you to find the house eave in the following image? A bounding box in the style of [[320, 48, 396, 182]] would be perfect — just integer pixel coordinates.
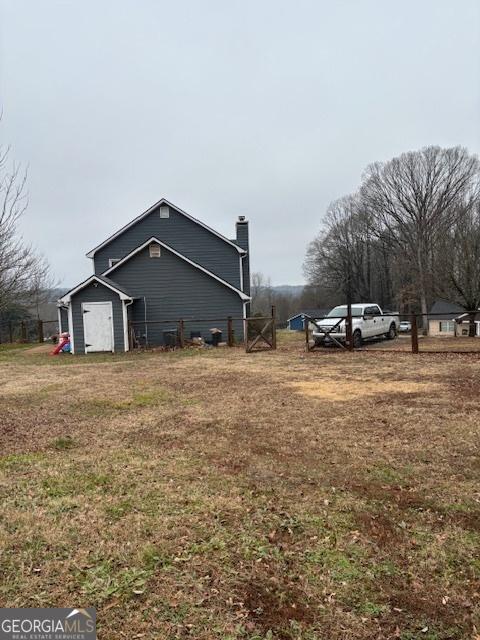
[[58, 275, 133, 304]]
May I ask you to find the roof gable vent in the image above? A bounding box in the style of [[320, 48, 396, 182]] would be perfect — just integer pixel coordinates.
[[159, 205, 169, 219], [149, 243, 161, 258]]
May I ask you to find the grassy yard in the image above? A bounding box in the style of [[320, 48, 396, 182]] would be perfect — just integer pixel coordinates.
[[1, 333, 479, 639]]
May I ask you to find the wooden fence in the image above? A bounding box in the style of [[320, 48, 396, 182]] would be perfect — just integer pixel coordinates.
[[304, 310, 480, 354], [0, 319, 58, 344]]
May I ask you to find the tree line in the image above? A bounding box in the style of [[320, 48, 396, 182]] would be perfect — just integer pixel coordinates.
[[304, 146, 480, 333]]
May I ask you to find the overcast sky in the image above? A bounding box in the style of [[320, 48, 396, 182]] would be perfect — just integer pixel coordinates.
[[1, 0, 479, 287]]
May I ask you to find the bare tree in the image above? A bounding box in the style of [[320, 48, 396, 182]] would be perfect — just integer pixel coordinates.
[[304, 195, 386, 304], [250, 271, 273, 315], [361, 146, 480, 328], [437, 198, 480, 336], [0, 133, 55, 312]]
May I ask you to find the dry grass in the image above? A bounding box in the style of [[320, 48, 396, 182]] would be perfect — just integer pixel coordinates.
[[0, 334, 480, 639]]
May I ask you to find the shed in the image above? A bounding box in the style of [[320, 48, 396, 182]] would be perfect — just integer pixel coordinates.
[[287, 309, 330, 331], [58, 275, 133, 354]]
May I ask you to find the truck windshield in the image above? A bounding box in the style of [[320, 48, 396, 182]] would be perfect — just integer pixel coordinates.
[[327, 306, 364, 317]]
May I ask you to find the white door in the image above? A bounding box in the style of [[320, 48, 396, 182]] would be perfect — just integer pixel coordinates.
[[82, 302, 114, 352]]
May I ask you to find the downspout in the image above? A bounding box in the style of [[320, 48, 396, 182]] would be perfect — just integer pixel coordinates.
[[143, 296, 148, 346]]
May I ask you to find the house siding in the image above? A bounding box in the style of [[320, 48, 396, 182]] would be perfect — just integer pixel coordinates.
[[428, 319, 456, 337], [70, 282, 125, 354], [110, 245, 244, 345], [93, 204, 243, 290]]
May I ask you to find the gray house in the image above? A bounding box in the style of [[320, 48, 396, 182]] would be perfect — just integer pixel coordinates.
[[58, 199, 251, 354]]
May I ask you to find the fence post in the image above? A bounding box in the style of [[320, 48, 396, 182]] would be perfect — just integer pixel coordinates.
[[178, 319, 185, 348], [411, 314, 419, 354], [271, 305, 277, 350], [20, 320, 27, 343], [37, 319, 44, 343], [227, 316, 234, 347], [346, 303, 354, 351], [305, 317, 311, 351], [244, 318, 249, 352], [8, 320, 13, 343]]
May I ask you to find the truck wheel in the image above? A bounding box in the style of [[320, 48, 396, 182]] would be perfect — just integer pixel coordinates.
[[353, 330, 362, 348], [386, 323, 396, 340], [314, 338, 325, 347]]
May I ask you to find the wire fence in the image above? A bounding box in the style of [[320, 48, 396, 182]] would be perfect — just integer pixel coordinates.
[[128, 306, 278, 352], [303, 310, 480, 354], [0, 319, 59, 345]]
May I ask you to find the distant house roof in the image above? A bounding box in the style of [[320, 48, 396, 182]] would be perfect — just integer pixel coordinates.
[[288, 308, 330, 322], [429, 299, 466, 320]]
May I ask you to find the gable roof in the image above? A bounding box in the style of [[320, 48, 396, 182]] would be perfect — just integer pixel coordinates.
[[102, 237, 251, 302], [288, 309, 331, 322], [428, 299, 465, 320], [58, 274, 133, 304], [86, 198, 246, 258]]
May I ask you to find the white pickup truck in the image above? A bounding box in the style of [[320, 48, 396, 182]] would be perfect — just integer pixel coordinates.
[[312, 303, 399, 348]]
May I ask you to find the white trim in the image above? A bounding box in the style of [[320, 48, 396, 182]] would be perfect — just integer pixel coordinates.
[[103, 236, 251, 301], [67, 303, 75, 354], [59, 275, 133, 304], [242, 300, 247, 342], [123, 299, 133, 352], [86, 198, 245, 258], [108, 258, 121, 268], [57, 306, 63, 333], [81, 301, 115, 353]]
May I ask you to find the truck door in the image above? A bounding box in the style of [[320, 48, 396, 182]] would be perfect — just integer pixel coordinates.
[[369, 305, 383, 337], [363, 306, 377, 337], [372, 305, 384, 337]]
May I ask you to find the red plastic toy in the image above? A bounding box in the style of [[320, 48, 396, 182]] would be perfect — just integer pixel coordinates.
[[51, 332, 70, 355]]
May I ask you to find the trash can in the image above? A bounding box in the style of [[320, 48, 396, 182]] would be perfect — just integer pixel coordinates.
[[211, 330, 222, 347], [163, 329, 177, 347]]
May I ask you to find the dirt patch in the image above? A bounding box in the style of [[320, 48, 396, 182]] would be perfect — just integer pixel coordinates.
[[240, 575, 315, 637], [354, 510, 404, 547], [290, 379, 441, 401], [20, 344, 54, 356]]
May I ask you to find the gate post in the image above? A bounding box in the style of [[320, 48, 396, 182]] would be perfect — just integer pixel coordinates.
[[346, 303, 354, 351], [305, 317, 310, 351], [20, 320, 27, 343], [9, 320, 13, 343], [271, 305, 277, 350], [244, 318, 249, 352], [411, 314, 419, 354], [178, 319, 185, 348]]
